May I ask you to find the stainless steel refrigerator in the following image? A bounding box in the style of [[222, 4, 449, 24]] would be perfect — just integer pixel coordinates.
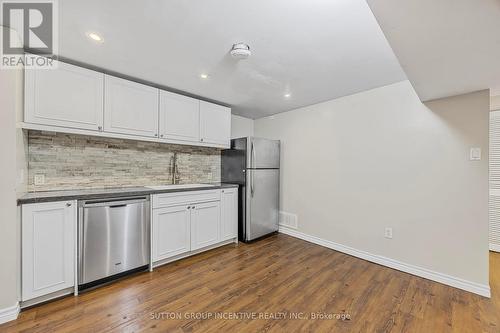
[[222, 137, 280, 242]]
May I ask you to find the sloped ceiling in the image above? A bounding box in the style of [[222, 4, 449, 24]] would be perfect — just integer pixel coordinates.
[[366, 0, 500, 102]]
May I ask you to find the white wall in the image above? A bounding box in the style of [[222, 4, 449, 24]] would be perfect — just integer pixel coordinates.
[[231, 114, 254, 138], [0, 27, 23, 315], [255, 80, 489, 292], [492, 88, 500, 111]]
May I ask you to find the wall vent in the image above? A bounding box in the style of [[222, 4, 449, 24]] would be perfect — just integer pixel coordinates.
[[279, 211, 298, 229]]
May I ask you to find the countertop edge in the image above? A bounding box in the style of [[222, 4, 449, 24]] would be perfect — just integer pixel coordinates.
[[17, 184, 240, 205]]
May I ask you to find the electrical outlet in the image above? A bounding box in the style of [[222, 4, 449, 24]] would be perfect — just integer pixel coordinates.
[[34, 174, 45, 186], [384, 227, 393, 239]]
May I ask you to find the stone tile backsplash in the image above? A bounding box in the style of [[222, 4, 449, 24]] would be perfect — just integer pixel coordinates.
[[28, 130, 221, 191]]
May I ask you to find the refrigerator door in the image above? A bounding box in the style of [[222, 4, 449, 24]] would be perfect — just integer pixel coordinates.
[[245, 169, 279, 241], [221, 138, 247, 184], [247, 137, 280, 169]]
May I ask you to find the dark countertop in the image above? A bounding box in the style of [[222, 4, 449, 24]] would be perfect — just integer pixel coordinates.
[[17, 183, 239, 205]]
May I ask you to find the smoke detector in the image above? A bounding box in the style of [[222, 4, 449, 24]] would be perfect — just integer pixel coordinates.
[[230, 43, 251, 59]]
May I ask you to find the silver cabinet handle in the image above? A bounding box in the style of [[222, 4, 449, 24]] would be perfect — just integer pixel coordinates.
[[200, 138, 204, 142], [187, 206, 191, 209], [154, 133, 158, 137], [66, 202, 72, 207], [160, 134, 164, 138], [98, 126, 102, 131]]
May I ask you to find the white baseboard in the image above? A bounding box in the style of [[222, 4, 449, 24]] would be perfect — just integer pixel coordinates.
[[0, 303, 19, 325], [279, 226, 491, 298], [490, 243, 500, 253]]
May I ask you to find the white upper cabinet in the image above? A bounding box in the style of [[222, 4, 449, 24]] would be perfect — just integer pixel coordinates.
[[23, 59, 232, 148], [104, 75, 159, 138], [25, 60, 104, 131], [22, 201, 76, 301], [200, 101, 231, 147], [159, 90, 200, 143]]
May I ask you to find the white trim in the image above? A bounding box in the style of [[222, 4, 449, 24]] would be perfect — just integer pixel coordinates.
[[19, 122, 229, 149], [279, 226, 491, 298], [73, 200, 78, 296], [490, 243, 500, 253], [0, 303, 20, 325]]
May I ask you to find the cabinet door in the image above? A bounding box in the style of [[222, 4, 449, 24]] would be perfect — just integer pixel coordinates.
[[153, 205, 191, 261], [191, 201, 221, 251], [22, 201, 76, 301], [25, 60, 104, 131], [199, 101, 231, 147], [104, 75, 159, 138], [159, 90, 200, 143], [220, 188, 238, 241]]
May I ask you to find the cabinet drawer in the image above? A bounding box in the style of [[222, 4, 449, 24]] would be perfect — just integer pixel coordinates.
[[152, 190, 220, 209]]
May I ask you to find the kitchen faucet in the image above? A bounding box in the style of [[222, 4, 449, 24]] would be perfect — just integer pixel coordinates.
[[171, 152, 180, 184]]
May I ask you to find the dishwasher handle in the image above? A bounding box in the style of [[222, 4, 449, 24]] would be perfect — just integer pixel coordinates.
[[109, 204, 127, 209], [80, 196, 149, 208]]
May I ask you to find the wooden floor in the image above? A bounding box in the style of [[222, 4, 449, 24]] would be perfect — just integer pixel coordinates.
[[2, 234, 499, 332]]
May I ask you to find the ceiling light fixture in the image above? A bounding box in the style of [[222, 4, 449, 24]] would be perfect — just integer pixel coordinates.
[[200, 73, 209, 79], [284, 93, 291, 98], [87, 32, 103, 42], [230, 43, 251, 59]]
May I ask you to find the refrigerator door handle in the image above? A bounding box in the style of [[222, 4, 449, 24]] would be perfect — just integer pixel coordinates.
[[251, 170, 255, 197], [251, 141, 256, 168]]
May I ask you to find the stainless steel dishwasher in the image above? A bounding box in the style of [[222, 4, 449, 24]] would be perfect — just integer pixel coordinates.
[[78, 196, 150, 289]]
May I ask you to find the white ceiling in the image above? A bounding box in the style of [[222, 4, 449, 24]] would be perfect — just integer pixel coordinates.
[[367, 0, 500, 102], [24, 0, 406, 119]]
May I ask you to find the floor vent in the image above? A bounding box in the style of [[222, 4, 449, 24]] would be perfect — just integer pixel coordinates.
[[279, 211, 298, 229]]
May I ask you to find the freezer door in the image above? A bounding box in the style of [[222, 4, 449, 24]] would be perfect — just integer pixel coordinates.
[[247, 137, 280, 169], [245, 169, 279, 241], [221, 146, 246, 184]]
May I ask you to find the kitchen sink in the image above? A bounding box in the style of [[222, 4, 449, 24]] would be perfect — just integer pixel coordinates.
[[146, 184, 216, 190]]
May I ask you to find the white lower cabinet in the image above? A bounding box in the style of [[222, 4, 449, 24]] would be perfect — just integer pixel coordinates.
[[22, 201, 76, 301], [152, 188, 238, 264], [152, 205, 191, 261], [220, 188, 238, 241], [190, 201, 221, 251]]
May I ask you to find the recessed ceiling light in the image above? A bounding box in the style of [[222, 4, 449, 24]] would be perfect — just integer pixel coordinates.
[[200, 73, 209, 79], [284, 93, 291, 98], [87, 32, 103, 42]]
